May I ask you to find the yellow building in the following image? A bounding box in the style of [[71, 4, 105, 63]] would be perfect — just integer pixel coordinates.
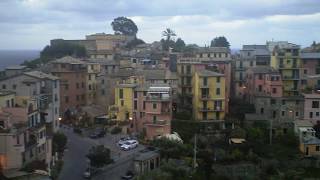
[[193, 70, 225, 121], [270, 42, 301, 96], [114, 84, 136, 121], [0, 91, 15, 108]]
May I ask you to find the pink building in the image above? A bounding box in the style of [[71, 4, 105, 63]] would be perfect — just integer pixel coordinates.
[[245, 66, 282, 103], [301, 52, 320, 90], [302, 93, 320, 124], [133, 85, 172, 140]]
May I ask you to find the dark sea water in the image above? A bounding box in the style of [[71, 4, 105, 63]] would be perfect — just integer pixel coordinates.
[[0, 50, 40, 70]]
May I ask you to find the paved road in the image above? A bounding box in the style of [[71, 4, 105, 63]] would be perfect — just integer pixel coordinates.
[[58, 126, 144, 180], [58, 127, 97, 180]]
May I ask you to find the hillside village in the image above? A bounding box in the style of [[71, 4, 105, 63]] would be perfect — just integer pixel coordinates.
[[1, 17, 320, 179]]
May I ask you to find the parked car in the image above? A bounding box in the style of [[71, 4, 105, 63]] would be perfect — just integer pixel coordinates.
[[117, 137, 132, 146], [73, 127, 82, 134], [121, 170, 134, 180], [89, 130, 106, 139], [120, 140, 139, 151]]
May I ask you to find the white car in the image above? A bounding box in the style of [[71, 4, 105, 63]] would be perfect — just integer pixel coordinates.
[[120, 140, 139, 151], [118, 137, 132, 146]]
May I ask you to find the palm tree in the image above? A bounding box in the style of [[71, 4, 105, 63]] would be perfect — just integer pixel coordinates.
[[162, 28, 176, 41]]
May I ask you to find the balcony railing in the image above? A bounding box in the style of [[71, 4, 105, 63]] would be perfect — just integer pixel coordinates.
[[145, 120, 167, 126], [199, 107, 223, 112], [146, 96, 171, 101]]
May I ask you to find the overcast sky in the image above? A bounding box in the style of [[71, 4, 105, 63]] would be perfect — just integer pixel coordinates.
[[1, 0, 320, 50]]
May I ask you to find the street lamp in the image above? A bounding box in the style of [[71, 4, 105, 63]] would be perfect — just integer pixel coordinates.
[[58, 117, 62, 121], [129, 117, 133, 121]]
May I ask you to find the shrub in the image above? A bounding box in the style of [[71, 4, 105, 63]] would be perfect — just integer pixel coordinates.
[[111, 126, 122, 134]]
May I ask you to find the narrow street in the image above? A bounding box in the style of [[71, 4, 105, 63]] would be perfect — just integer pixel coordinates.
[[58, 126, 144, 180]]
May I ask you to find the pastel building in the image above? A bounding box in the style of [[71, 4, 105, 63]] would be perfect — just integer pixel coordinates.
[[193, 70, 225, 124], [302, 93, 320, 124], [233, 45, 270, 99], [300, 52, 320, 90], [0, 98, 52, 172], [50, 56, 87, 112], [0, 71, 60, 133], [269, 41, 302, 97]]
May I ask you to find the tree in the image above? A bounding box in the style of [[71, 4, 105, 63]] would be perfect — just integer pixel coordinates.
[[151, 138, 191, 161], [52, 132, 67, 154], [111, 17, 138, 36], [210, 36, 230, 48], [86, 145, 113, 168], [125, 38, 145, 49], [174, 38, 186, 52], [162, 28, 176, 41]]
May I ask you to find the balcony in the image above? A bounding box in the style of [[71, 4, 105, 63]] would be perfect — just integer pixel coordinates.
[[283, 76, 300, 80], [146, 95, 171, 101], [145, 120, 168, 126], [199, 107, 223, 112]]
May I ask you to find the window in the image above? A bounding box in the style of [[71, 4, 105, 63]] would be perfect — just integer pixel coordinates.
[[312, 101, 319, 108], [153, 103, 157, 109], [81, 82, 85, 88], [272, 88, 277, 94], [65, 84, 69, 90], [121, 100, 124, 106], [12, 84, 17, 89], [258, 74, 263, 80], [143, 101, 146, 110], [296, 112, 299, 117], [260, 108, 264, 114], [304, 69, 307, 74], [250, 61, 253, 66], [316, 112, 320, 117], [316, 146, 320, 151], [310, 112, 313, 118], [54, 80, 57, 88], [134, 100, 137, 110], [282, 111, 285, 116], [217, 77, 220, 83], [65, 96, 69, 103], [2, 84, 6, 89], [55, 107, 58, 114], [54, 94, 58, 102], [101, 79, 105, 84], [76, 95, 80, 101], [216, 88, 220, 95], [81, 94, 85, 100], [258, 85, 262, 92], [76, 83, 79, 89], [273, 111, 276, 118], [134, 91, 138, 98], [271, 99, 276, 104], [101, 90, 105, 95], [119, 89, 123, 99], [282, 100, 285, 105], [140, 112, 143, 118], [143, 91, 147, 96], [88, 85, 92, 90], [203, 77, 208, 86], [16, 135, 20, 145], [89, 75, 91, 80], [153, 115, 157, 123]]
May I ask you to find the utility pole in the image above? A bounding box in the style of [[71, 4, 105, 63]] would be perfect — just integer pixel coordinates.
[[193, 133, 197, 169], [269, 119, 273, 145]]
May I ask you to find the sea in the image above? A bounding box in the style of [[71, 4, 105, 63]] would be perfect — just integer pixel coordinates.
[[0, 50, 40, 70]]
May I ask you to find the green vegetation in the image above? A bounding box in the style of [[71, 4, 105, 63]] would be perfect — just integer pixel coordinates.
[[110, 126, 122, 134], [50, 160, 64, 180], [111, 16, 138, 36], [86, 145, 113, 168], [210, 36, 230, 48], [53, 132, 68, 155], [22, 41, 87, 68], [160, 28, 187, 52], [125, 38, 145, 48]]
